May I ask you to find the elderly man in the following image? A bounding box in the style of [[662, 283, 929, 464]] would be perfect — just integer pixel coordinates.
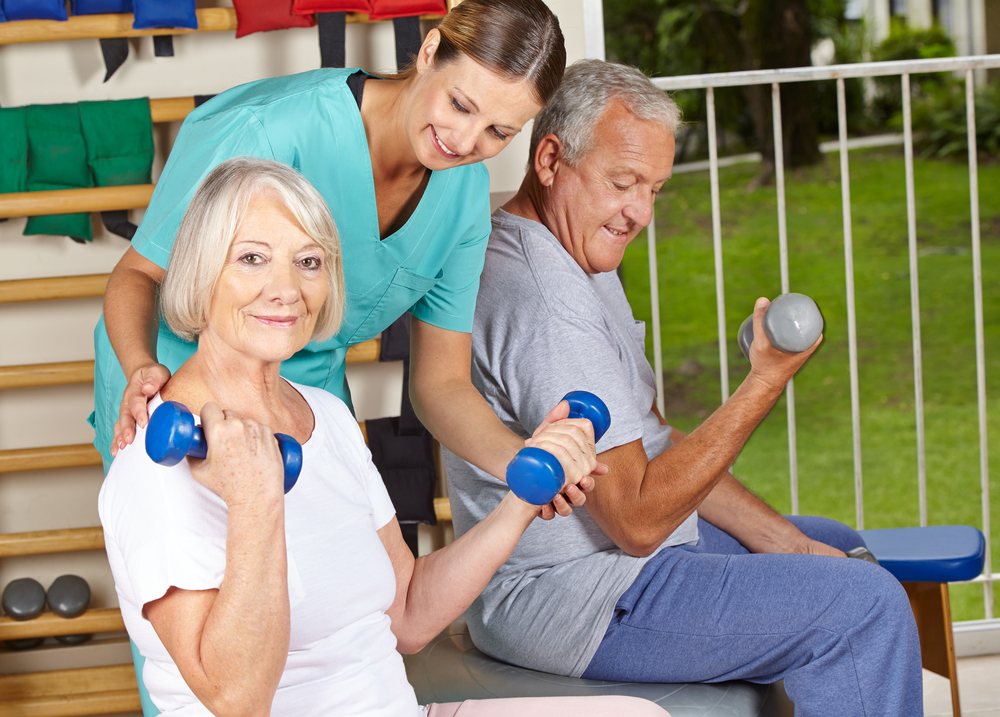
[[442, 60, 923, 716]]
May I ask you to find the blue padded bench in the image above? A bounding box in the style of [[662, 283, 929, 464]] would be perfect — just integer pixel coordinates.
[[858, 525, 986, 717], [403, 620, 794, 717]]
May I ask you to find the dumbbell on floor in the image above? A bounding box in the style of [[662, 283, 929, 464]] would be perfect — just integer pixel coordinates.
[[506, 391, 611, 505], [738, 293, 824, 359], [146, 401, 303, 494]]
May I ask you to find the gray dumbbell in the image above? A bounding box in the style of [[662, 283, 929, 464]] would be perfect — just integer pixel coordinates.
[[2, 577, 46, 650], [738, 293, 824, 359], [847, 546, 880, 565], [48, 575, 92, 646]]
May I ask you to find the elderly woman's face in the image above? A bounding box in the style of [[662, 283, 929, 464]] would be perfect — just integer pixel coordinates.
[[202, 192, 328, 364]]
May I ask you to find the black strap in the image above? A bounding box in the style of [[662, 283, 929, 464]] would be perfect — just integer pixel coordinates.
[[379, 314, 411, 362], [399, 523, 420, 557], [101, 210, 137, 240], [346, 70, 368, 109], [99, 38, 129, 82], [393, 16, 422, 70], [317, 12, 346, 68], [153, 36, 174, 57]]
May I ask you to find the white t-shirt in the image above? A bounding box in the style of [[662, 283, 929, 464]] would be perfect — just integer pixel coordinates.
[[99, 382, 419, 717]]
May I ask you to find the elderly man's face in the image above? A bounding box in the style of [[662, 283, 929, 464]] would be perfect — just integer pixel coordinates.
[[545, 101, 675, 274]]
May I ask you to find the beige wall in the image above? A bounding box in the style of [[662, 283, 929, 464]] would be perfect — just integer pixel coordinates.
[[0, 0, 593, 675]]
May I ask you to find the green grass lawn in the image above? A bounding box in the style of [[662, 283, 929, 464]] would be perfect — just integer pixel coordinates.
[[620, 147, 1000, 621]]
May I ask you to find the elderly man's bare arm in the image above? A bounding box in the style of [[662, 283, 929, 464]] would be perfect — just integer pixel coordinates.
[[584, 298, 821, 557]]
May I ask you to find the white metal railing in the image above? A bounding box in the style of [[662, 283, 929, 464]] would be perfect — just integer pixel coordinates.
[[646, 54, 1000, 620]]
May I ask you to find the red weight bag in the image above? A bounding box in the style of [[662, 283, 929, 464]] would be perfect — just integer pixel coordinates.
[[291, 0, 371, 15], [368, 0, 445, 20], [232, 0, 315, 38]]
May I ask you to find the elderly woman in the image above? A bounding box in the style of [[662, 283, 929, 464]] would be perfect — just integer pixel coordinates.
[[99, 158, 669, 717]]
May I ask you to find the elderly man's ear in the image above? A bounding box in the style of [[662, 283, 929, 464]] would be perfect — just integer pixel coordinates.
[[532, 134, 564, 187]]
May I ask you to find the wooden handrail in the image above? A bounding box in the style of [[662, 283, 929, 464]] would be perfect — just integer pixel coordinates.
[[0, 361, 93, 390], [0, 274, 108, 304], [0, 608, 125, 640], [0, 527, 104, 558], [0, 444, 102, 474], [0, 8, 447, 45], [0, 185, 155, 219], [0, 340, 379, 390]]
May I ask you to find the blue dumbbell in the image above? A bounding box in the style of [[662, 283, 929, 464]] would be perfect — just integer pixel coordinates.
[[506, 391, 611, 505], [145, 401, 303, 494]]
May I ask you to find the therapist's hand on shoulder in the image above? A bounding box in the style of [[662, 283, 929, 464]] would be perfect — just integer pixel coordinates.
[[527, 400, 608, 519], [111, 363, 172, 457], [188, 403, 285, 506]]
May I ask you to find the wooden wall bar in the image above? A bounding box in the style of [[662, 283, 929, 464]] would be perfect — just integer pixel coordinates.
[[0, 608, 125, 641], [0, 275, 108, 304], [0, 527, 105, 558], [0, 7, 446, 46], [0, 362, 94, 390], [0, 186, 155, 219]]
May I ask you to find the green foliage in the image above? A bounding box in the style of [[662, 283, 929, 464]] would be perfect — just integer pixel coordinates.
[[603, 0, 849, 162], [813, 21, 874, 135], [871, 20, 956, 124], [900, 79, 1000, 160]]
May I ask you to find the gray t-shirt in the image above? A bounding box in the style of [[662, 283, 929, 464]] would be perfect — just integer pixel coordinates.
[[443, 210, 698, 677]]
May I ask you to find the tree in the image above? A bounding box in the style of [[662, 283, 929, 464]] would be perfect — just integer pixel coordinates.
[[605, 0, 847, 176]]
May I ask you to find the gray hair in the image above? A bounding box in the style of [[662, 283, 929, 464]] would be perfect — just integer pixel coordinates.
[[161, 157, 345, 344], [529, 59, 682, 166]]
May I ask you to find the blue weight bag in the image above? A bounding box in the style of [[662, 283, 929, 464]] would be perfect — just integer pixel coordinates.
[[132, 0, 196, 29], [72, 0, 133, 14], [3, 0, 68, 21]]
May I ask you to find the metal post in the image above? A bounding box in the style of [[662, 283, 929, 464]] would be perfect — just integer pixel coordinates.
[[772, 82, 799, 514], [837, 77, 865, 530], [707, 87, 730, 403], [902, 73, 928, 527]]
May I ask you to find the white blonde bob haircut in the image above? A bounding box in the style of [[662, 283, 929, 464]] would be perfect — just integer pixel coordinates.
[[161, 157, 345, 344]]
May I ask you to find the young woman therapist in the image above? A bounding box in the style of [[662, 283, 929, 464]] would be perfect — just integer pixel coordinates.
[[95, 0, 596, 506]]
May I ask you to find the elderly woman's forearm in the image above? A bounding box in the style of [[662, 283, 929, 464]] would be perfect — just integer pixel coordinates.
[[392, 493, 535, 652]]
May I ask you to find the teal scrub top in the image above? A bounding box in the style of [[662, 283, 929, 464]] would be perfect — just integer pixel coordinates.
[[92, 68, 492, 471]]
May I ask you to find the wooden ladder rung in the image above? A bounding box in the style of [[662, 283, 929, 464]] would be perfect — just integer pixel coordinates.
[[0, 362, 94, 390], [0, 275, 109, 304], [0, 608, 124, 641], [0, 664, 136, 701], [434, 496, 452, 523], [0, 339, 379, 390], [0, 185, 155, 219], [0, 444, 102, 474], [0, 527, 105, 558], [0, 7, 237, 45], [0, 689, 141, 717], [0, 7, 445, 46]]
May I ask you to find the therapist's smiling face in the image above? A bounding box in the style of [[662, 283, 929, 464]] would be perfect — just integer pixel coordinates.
[[407, 47, 543, 171]]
